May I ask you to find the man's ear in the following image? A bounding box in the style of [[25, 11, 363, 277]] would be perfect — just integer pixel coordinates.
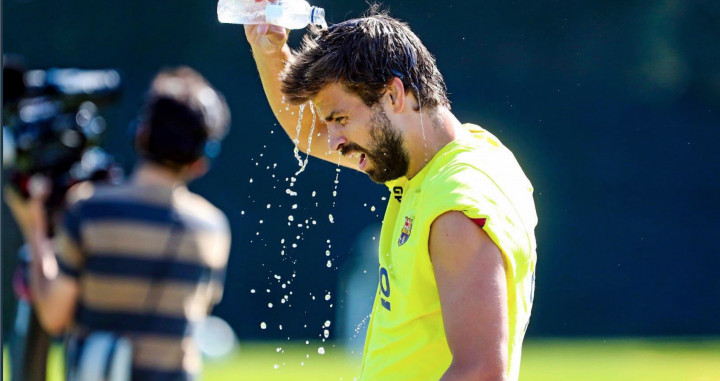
[[384, 77, 406, 114]]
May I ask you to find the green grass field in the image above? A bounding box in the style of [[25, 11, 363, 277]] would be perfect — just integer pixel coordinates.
[[4, 338, 720, 380]]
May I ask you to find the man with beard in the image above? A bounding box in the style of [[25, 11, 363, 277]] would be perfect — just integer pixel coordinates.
[[243, 8, 538, 381]]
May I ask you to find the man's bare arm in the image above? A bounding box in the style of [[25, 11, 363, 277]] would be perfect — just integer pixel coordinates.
[[430, 211, 509, 381], [4, 187, 79, 335], [243, 6, 358, 168]]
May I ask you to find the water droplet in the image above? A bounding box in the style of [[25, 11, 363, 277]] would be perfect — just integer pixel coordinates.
[[276, 347, 282, 352], [249, 178, 254, 183], [325, 293, 331, 301], [370, 206, 376, 212], [312, 191, 317, 197], [324, 320, 331, 327], [266, 204, 271, 209], [324, 329, 330, 338], [261, 322, 267, 329], [288, 215, 295, 221], [250, 289, 256, 293], [273, 364, 279, 370], [318, 347, 325, 355], [326, 260, 332, 268], [292, 204, 298, 209], [268, 303, 274, 308], [328, 214, 334, 223]]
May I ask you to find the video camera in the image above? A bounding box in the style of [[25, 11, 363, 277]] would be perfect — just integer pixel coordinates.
[[3, 57, 127, 381], [3, 57, 124, 214]]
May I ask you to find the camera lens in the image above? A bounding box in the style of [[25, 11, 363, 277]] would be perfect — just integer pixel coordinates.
[[3, 127, 16, 167]]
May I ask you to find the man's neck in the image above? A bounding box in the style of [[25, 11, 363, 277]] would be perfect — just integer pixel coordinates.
[[131, 162, 186, 188], [405, 107, 468, 179]]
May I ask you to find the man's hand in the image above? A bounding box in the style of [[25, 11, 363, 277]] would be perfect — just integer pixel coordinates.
[[244, 0, 289, 56], [4, 175, 51, 241], [4, 181, 59, 287], [4, 176, 78, 335], [245, 23, 289, 56]]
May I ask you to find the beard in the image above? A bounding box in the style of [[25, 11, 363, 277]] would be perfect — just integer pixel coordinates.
[[341, 107, 410, 184]]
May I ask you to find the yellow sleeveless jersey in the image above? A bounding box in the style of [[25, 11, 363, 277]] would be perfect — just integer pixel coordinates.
[[359, 124, 537, 381]]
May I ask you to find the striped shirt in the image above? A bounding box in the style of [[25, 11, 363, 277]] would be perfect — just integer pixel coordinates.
[[55, 181, 231, 381]]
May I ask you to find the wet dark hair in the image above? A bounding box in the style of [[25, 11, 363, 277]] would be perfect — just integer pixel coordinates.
[[137, 67, 230, 168], [282, 10, 450, 110]]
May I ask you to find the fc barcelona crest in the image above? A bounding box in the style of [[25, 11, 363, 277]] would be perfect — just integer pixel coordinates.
[[398, 216, 413, 246]]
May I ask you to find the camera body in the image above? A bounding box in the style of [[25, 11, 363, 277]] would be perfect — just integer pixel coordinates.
[[3, 63, 124, 214]]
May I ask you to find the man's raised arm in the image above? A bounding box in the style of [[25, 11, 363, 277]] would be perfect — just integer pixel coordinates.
[[244, 12, 357, 168]]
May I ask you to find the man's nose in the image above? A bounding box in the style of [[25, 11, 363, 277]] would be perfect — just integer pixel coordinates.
[[327, 124, 347, 152]]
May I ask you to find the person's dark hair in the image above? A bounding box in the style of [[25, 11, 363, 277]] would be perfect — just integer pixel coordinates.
[[137, 67, 230, 168], [282, 10, 450, 110]]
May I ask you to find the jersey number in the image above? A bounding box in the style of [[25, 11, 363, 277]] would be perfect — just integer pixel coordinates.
[[392, 187, 403, 202], [379, 267, 391, 311]]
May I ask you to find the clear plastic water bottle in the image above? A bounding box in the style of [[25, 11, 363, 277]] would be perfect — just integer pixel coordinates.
[[218, 0, 327, 29]]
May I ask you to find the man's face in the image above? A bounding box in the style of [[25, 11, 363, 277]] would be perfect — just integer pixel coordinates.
[[314, 83, 410, 183]]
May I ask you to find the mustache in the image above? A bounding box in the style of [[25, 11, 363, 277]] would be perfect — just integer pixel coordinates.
[[340, 143, 369, 157]]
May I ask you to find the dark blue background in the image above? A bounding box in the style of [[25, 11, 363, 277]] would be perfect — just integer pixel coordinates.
[[3, 0, 719, 341]]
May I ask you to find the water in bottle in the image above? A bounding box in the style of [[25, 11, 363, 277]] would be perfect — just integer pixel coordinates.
[[218, 0, 327, 29]]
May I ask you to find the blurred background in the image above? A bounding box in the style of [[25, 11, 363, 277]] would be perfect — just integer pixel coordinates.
[[3, 0, 720, 379]]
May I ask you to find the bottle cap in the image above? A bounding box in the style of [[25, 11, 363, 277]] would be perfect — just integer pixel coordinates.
[[311, 7, 326, 27]]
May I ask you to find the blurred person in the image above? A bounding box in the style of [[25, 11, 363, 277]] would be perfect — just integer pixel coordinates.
[[5, 66, 232, 381], [4, 55, 126, 381], [243, 7, 538, 381]]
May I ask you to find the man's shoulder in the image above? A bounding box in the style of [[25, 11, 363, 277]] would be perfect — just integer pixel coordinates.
[[174, 189, 229, 233], [65, 181, 124, 207], [65, 181, 160, 208], [427, 125, 532, 194], [425, 147, 490, 190]]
